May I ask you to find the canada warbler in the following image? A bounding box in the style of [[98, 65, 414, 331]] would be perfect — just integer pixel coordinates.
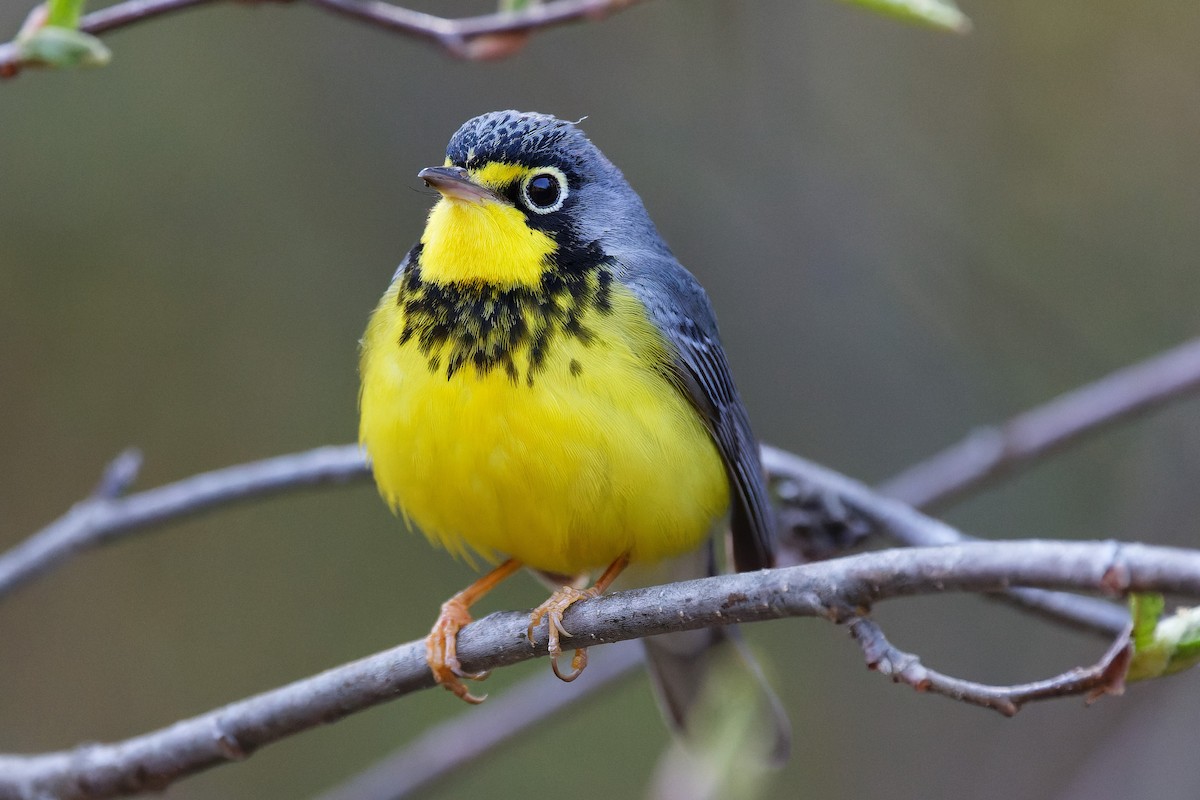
[[359, 111, 788, 755]]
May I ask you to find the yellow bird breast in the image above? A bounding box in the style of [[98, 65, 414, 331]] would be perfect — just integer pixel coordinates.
[[359, 275, 730, 576]]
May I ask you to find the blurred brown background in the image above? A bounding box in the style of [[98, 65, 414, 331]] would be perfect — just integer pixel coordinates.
[[2, 0, 1200, 797]]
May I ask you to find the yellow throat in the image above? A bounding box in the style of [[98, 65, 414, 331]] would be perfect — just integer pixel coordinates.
[[419, 164, 555, 288]]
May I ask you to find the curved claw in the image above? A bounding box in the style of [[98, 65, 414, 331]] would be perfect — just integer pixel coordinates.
[[528, 585, 600, 683], [527, 556, 630, 684], [444, 679, 488, 705], [551, 648, 588, 682]]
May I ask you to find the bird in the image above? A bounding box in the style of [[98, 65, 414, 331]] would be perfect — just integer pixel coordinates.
[[358, 110, 789, 757]]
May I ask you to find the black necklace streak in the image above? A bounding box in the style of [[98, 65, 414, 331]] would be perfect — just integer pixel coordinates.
[[396, 241, 615, 387]]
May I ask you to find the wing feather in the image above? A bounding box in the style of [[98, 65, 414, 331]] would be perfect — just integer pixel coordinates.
[[624, 258, 776, 571]]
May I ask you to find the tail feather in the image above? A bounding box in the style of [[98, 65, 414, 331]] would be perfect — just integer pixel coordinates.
[[638, 537, 791, 766], [642, 624, 792, 767]]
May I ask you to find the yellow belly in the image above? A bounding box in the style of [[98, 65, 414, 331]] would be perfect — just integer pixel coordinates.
[[359, 280, 729, 575]]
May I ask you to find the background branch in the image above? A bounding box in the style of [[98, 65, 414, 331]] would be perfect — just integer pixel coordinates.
[[0, 445, 365, 601], [763, 447, 1132, 635], [0, 0, 649, 77], [0, 540, 1195, 800], [878, 336, 1200, 510], [313, 641, 644, 800], [310, 0, 649, 59]]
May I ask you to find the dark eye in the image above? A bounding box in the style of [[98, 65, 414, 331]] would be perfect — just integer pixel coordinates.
[[521, 168, 568, 214]]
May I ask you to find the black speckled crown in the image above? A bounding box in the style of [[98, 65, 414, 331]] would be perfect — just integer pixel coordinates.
[[445, 111, 594, 174]]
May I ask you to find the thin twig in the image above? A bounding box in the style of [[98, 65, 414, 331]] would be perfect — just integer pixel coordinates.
[[847, 617, 1132, 717], [0, 539, 1194, 800], [89, 448, 143, 499], [0, 0, 649, 77], [313, 641, 644, 800], [80, 0, 217, 34], [878, 336, 1200, 510]]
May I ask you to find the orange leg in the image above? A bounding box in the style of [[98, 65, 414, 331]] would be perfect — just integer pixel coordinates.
[[427, 558, 522, 704], [528, 553, 630, 682]]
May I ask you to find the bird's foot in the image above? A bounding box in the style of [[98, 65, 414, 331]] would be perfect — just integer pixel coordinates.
[[527, 585, 599, 682], [426, 596, 490, 704]]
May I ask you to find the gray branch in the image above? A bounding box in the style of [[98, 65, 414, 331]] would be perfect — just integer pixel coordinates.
[[847, 616, 1132, 716], [878, 336, 1200, 510], [0, 540, 1195, 800], [0, 445, 366, 602], [312, 641, 644, 800]]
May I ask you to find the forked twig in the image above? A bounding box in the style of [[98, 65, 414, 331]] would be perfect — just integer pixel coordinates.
[[848, 617, 1132, 716]]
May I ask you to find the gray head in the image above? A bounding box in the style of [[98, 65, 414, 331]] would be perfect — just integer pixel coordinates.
[[446, 111, 602, 174], [425, 111, 671, 264]]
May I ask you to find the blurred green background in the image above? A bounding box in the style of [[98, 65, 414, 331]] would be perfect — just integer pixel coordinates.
[[3, 0, 1200, 797]]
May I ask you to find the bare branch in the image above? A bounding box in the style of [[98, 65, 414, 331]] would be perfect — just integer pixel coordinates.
[[847, 617, 1132, 717], [762, 447, 1132, 636], [310, 0, 649, 59], [0, 539, 1193, 800], [0, 0, 649, 77], [313, 641, 644, 800], [878, 336, 1200, 510], [0, 445, 366, 601]]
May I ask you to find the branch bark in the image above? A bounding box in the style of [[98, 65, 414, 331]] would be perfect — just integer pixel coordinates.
[[0, 540, 1193, 800]]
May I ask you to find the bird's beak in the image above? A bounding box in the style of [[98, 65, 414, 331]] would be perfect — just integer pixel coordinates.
[[418, 166, 503, 204]]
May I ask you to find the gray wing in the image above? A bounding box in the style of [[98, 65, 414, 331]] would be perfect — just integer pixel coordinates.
[[624, 256, 777, 571]]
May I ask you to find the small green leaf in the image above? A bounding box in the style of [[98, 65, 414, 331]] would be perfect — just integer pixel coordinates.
[[1127, 594, 1200, 682], [1130, 593, 1164, 651], [45, 0, 86, 29], [17, 26, 110, 69], [838, 0, 972, 33]]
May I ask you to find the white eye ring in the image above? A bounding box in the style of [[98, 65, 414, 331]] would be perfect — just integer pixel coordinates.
[[520, 167, 569, 214]]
